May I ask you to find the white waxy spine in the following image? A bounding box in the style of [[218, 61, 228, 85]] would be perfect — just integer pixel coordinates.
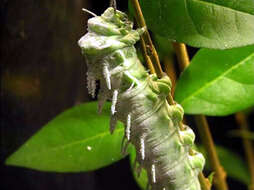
[[151, 164, 156, 183], [111, 90, 118, 115], [103, 65, 111, 90], [140, 137, 145, 160], [126, 113, 131, 140]]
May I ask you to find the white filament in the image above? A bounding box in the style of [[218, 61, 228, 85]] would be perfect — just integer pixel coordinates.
[[140, 137, 145, 160], [82, 8, 97, 17], [126, 113, 131, 140], [151, 164, 156, 183], [111, 90, 118, 115], [103, 65, 111, 90]]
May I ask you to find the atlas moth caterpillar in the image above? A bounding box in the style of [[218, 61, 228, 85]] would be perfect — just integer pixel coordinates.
[[78, 7, 205, 190]]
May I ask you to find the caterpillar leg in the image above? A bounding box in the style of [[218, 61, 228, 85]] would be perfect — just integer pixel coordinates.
[[97, 83, 110, 114], [103, 64, 111, 90], [110, 115, 117, 134], [121, 137, 130, 156], [87, 72, 96, 98]]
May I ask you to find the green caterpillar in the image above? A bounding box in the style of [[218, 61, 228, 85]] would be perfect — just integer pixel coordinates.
[[78, 7, 205, 190]]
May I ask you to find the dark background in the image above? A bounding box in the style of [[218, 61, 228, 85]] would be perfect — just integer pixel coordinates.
[[0, 0, 253, 190]]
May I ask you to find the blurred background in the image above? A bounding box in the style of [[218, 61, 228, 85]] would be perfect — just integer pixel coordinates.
[[0, 0, 253, 190]]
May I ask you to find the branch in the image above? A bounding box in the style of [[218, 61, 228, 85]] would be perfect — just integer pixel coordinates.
[[235, 112, 254, 190], [173, 42, 228, 190], [164, 56, 176, 95], [130, 0, 175, 105], [130, 1, 210, 190], [195, 115, 228, 190]]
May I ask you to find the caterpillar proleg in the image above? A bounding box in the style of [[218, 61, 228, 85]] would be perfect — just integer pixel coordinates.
[[78, 7, 205, 190]]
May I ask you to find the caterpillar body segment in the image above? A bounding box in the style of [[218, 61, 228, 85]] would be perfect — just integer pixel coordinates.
[[78, 7, 205, 190]]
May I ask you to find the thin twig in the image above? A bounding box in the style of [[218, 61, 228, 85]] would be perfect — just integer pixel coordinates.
[[164, 56, 176, 95], [173, 42, 228, 190], [172, 42, 189, 70], [140, 37, 156, 74], [131, 0, 174, 105], [235, 112, 254, 190], [195, 115, 228, 190], [130, 1, 210, 189]]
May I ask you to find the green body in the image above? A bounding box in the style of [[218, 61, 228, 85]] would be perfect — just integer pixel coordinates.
[[78, 8, 205, 190]]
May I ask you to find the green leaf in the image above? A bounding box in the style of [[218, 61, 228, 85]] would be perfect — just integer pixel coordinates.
[[199, 145, 251, 185], [130, 145, 251, 187], [175, 45, 254, 116], [5, 102, 125, 172], [138, 0, 254, 49]]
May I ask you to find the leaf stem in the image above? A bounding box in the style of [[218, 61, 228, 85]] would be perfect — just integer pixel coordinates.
[[130, 0, 163, 78], [130, 0, 177, 105], [194, 115, 228, 190], [130, 1, 210, 189], [172, 42, 189, 70], [164, 45, 211, 190], [173, 42, 228, 190], [164, 56, 176, 95], [235, 112, 254, 190]]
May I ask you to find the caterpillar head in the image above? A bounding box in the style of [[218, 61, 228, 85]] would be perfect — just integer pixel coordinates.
[[78, 7, 145, 83], [78, 7, 145, 56]]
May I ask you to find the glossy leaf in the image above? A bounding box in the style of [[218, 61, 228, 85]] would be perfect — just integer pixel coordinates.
[[175, 45, 254, 116], [6, 102, 125, 172], [138, 0, 254, 49], [130, 145, 250, 188]]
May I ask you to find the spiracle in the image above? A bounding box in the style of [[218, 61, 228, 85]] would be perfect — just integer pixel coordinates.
[[78, 7, 205, 190]]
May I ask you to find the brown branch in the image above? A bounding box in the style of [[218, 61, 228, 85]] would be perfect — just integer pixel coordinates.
[[172, 42, 189, 70], [130, 1, 210, 190], [235, 112, 254, 190], [130, 0, 163, 78], [195, 115, 228, 190], [164, 56, 176, 95], [140, 37, 156, 74], [173, 42, 228, 190]]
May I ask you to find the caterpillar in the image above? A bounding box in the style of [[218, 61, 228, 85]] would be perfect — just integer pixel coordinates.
[[78, 7, 205, 190]]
